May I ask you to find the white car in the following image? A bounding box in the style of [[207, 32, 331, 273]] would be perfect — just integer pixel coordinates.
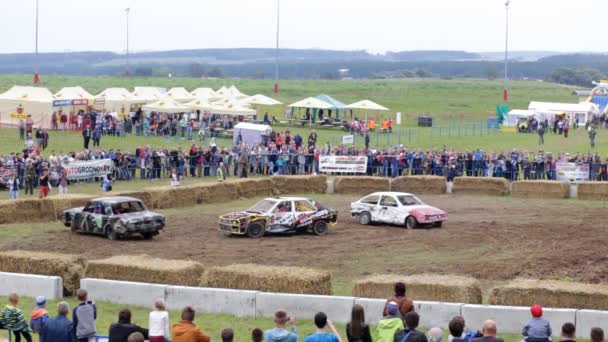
[[350, 192, 447, 229]]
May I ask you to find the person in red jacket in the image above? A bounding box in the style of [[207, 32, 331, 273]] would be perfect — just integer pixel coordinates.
[[382, 282, 414, 318]]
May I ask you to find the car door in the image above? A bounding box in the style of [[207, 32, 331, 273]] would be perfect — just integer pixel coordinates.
[[357, 194, 380, 219], [84, 201, 105, 234], [270, 200, 295, 230], [75, 201, 95, 232], [379, 195, 401, 224], [293, 199, 318, 229]]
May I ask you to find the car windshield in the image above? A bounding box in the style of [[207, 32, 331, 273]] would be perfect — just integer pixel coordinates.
[[247, 199, 277, 214], [397, 195, 422, 206], [111, 201, 146, 214]]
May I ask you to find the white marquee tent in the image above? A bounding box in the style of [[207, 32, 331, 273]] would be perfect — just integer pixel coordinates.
[[233, 122, 271, 147], [95, 88, 144, 112], [132, 87, 165, 102], [0, 86, 54, 128], [142, 98, 189, 113], [528, 101, 599, 125], [191, 87, 220, 100], [166, 87, 194, 103]]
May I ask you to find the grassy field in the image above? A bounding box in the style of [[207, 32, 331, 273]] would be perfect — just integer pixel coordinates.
[[0, 295, 534, 342]]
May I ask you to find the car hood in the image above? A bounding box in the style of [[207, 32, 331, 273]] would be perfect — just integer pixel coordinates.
[[221, 211, 266, 220], [408, 205, 446, 215]]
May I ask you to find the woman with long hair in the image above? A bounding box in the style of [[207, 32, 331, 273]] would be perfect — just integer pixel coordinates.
[[346, 304, 372, 342]]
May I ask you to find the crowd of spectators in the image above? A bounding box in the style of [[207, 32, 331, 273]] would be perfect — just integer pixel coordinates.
[[0, 283, 605, 342]]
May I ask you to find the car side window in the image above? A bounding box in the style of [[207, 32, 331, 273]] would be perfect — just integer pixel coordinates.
[[380, 196, 398, 207], [83, 202, 95, 213], [104, 204, 114, 215], [274, 201, 292, 214], [360, 195, 379, 205], [295, 200, 316, 212]]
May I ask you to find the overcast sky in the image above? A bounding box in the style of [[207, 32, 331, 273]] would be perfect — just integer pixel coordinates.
[[2, 0, 607, 54]]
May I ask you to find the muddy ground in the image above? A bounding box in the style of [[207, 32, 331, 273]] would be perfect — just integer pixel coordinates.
[[10, 194, 608, 288]]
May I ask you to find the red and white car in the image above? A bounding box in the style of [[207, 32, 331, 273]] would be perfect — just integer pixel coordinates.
[[350, 192, 447, 228]]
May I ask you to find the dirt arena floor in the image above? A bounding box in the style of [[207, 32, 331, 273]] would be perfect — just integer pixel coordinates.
[[8, 193, 608, 289]]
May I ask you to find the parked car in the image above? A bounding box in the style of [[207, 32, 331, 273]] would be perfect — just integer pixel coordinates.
[[351, 191, 447, 228], [219, 197, 338, 238], [64, 196, 165, 240]]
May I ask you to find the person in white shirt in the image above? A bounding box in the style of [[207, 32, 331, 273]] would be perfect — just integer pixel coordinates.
[[148, 299, 170, 342], [170, 168, 180, 187]]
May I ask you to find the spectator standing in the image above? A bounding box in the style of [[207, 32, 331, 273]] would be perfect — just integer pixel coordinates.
[[26, 115, 34, 135], [93, 124, 102, 147], [109, 308, 149, 342], [589, 126, 597, 148], [29, 296, 49, 342], [559, 323, 576, 342], [129, 332, 146, 342], [394, 312, 428, 342], [252, 328, 264, 342], [537, 124, 545, 145], [590, 328, 604, 342], [40, 302, 73, 342], [58, 169, 69, 195], [7, 172, 20, 199], [522, 305, 551, 342], [24, 160, 35, 196], [83, 125, 92, 149], [472, 320, 504, 342], [346, 304, 372, 342], [149, 299, 170, 342], [265, 310, 298, 342], [0, 293, 33, 342], [19, 119, 25, 140], [73, 289, 97, 342], [383, 282, 414, 318], [102, 174, 113, 192], [172, 306, 210, 342], [38, 169, 50, 199], [218, 161, 227, 182], [375, 302, 403, 342], [222, 328, 235, 342], [563, 121, 570, 138], [305, 312, 342, 342]]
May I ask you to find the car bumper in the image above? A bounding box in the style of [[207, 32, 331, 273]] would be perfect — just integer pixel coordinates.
[[218, 218, 247, 235]]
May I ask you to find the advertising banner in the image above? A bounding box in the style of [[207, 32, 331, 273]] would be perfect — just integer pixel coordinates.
[[61, 159, 114, 180], [319, 155, 367, 173], [556, 162, 589, 183], [342, 135, 354, 144]]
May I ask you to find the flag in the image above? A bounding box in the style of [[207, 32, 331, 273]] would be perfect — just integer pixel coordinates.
[[503, 89, 509, 102], [33, 73, 40, 85], [274, 82, 279, 94]]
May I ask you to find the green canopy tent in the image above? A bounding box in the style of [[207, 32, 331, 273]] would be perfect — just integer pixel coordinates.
[[316, 94, 346, 120]]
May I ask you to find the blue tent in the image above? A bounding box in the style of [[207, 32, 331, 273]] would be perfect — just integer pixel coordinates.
[[316, 94, 346, 120]]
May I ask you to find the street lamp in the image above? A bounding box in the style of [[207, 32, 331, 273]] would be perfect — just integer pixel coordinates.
[[125, 7, 130, 76], [34, 0, 40, 85], [274, 0, 280, 93], [503, 0, 510, 102]]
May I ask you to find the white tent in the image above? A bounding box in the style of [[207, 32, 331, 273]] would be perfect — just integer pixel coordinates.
[[345, 100, 389, 111], [0, 86, 54, 129], [233, 122, 272, 147], [215, 86, 230, 98], [142, 98, 189, 113], [132, 87, 165, 102], [210, 102, 256, 116], [528, 101, 599, 125], [505, 109, 535, 127], [95, 88, 144, 112], [243, 94, 282, 106], [191, 87, 219, 100], [227, 85, 248, 99], [54, 86, 94, 102], [289, 97, 333, 109], [166, 87, 194, 102], [185, 98, 213, 111]]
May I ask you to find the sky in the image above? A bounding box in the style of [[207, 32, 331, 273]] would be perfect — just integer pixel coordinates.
[[1, 0, 607, 54]]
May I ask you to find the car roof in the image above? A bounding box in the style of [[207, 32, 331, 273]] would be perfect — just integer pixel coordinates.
[[364, 192, 415, 197], [91, 196, 142, 204], [263, 197, 312, 201]]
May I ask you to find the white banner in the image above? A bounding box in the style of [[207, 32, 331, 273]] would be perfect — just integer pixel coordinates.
[[61, 159, 114, 180], [396, 112, 402, 125], [556, 162, 589, 184], [320, 155, 368, 173], [342, 135, 354, 144]]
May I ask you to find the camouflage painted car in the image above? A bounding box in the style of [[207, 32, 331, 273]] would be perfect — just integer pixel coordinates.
[[219, 197, 338, 238], [63, 196, 165, 240]]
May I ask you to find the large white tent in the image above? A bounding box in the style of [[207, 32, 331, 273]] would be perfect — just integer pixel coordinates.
[[95, 88, 144, 112], [191, 87, 219, 100], [0, 86, 54, 129], [132, 87, 165, 102], [233, 122, 271, 147], [166, 87, 194, 103], [53, 86, 94, 111], [528, 101, 599, 125], [242, 94, 282, 106], [289, 97, 333, 109], [142, 98, 189, 113], [227, 85, 248, 99], [210, 102, 256, 116]]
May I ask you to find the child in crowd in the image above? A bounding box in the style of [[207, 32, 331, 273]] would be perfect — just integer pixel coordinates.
[[30, 296, 49, 342], [522, 304, 552, 342], [171, 168, 180, 186], [1, 292, 33, 342]]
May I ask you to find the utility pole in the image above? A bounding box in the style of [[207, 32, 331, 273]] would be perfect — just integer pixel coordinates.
[[125, 7, 130, 76], [34, 0, 40, 84], [274, 0, 280, 93], [503, 0, 510, 102]]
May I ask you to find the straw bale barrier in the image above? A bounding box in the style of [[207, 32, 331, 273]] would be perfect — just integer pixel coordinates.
[[488, 279, 608, 309], [511, 181, 569, 199], [452, 177, 510, 196], [0, 250, 86, 295], [47, 194, 96, 219], [577, 182, 608, 201], [390, 176, 447, 194], [201, 264, 332, 295], [143, 186, 176, 209], [0, 198, 56, 224], [112, 190, 152, 204], [87, 254, 204, 287], [272, 175, 327, 194], [353, 274, 482, 304], [333, 176, 390, 194], [235, 178, 274, 198]]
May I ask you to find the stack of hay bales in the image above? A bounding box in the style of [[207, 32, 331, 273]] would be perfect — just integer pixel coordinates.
[[272, 175, 327, 194], [111, 190, 152, 204], [577, 182, 608, 201], [143, 186, 176, 209], [235, 178, 274, 198], [0, 199, 56, 224], [391, 176, 447, 194], [87, 255, 204, 287], [47, 194, 96, 219], [452, 177, 510, 196], [353, 274, 482, 304], [333, 176, 390, 194], [489, 279, 608, 309], [511, 181, 569, 199], [201, 264, 332, 295], [0, 250, 86, 295], [203, 182, 239, 203]]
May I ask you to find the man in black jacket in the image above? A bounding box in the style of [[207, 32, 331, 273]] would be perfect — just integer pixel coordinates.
[[108, 308, 149, 342], [394, 312, 427, 342], [472, 320, 504, 342]]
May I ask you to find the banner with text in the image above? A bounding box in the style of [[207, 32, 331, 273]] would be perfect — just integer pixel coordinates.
[[319, 155, 368, 173], [61, 159, 114, 180], [556, 162, 589, 183]]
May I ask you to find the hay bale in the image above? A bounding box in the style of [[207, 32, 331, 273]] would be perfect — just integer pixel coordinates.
[[577, 182, 608, 201], [333, 176, 390, 194], [142, 186, 175, 209], [87, 255, 204, 287], [0, 198, 56, 224], [511, 181, 570, 199], [201, 264, 332, 295], [0, 200, 18, 225], [47, 194, 96, 220], [235, 178, 274, 198], [272, 175, 327, 194], [390, 176, 447, 194], [112, 190, 152, 204], [353, 274, 482, 304], [452, 177, 510, 196], [0, 250, 86, 295], [489, 279, 608, 310]]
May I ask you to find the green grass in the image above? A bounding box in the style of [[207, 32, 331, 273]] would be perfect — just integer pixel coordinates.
[[0, 296, 534, 342]]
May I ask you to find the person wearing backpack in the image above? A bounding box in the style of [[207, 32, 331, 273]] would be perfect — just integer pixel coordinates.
[[383, 282, 415, 318], [30, 296, 49, 342], [394, 312, 427, 342]]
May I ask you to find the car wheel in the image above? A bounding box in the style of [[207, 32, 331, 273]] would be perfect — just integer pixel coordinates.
[[247, 222, 265, 238], [358, 212, 372, 225], [141, 232, 154, 240], [405, 216, 418, 229], [312, 220, 329, 236], [106, 226, 118, 240], [433, 221, 443, 228]]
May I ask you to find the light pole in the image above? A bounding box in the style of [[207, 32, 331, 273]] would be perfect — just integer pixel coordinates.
[[125, 7, 130, 76], [34, 0, 40, 85], [274, 0, 280, 93], [503, 0, 510, 102]]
